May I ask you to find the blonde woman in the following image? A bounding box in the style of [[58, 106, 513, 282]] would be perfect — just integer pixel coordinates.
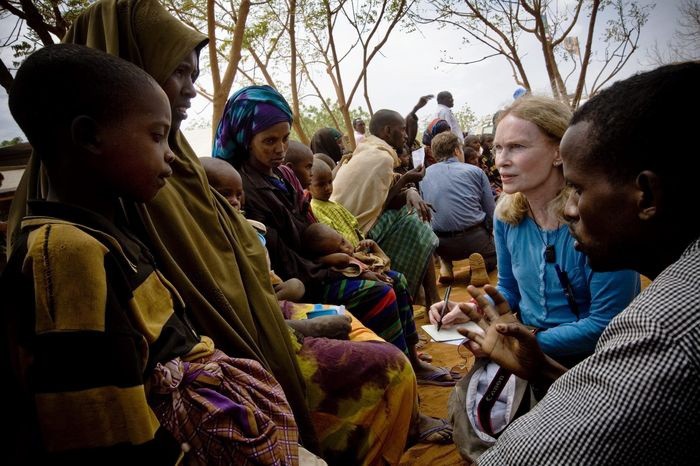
[[432, 96, 640, 366]]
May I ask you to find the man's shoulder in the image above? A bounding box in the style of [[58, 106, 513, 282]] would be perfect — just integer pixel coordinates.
[[352, 138, 396, 166], [456, 161, 482, 173], [435, 105, 451, 116], [598, 243, 700, 364]]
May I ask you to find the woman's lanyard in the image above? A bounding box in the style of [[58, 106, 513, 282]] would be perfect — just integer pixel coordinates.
[[527, 201, 580, 319], [555, 264, 580, 318]]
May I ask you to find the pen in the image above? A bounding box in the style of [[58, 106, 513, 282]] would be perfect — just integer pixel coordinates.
[[436, 285, 452, 332]]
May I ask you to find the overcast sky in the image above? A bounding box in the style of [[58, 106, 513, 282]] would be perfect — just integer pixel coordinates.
[[0, 0, 687, 142]]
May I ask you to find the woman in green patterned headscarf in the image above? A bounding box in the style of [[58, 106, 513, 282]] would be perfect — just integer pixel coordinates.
[[7, 0, 317, 449]]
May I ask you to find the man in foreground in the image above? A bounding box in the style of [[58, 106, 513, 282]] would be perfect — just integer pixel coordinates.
[[458, 62, 699, 463]]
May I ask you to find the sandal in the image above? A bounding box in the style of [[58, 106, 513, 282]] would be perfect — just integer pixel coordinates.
[[418, 417, 453, 444], [416, 366, 457, 386]]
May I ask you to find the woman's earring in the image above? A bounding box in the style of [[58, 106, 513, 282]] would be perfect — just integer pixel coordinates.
[[553, 161, 562, 167]]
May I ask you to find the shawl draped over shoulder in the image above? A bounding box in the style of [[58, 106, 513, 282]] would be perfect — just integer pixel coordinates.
[[331, 134, 400, 233], [7, 0, 316, 449]]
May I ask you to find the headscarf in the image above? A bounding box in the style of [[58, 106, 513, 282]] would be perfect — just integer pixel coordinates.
[[8, 0, 317, 449], [213, 85, 293, 167], [310, 127, 343, 163], [422, 118, 451, 146]]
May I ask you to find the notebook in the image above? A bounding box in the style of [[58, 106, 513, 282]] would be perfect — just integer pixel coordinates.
[[421, 321, 484, 344]]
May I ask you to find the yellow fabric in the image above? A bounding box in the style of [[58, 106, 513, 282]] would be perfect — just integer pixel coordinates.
[[330, 135, 400, 233], [183, 335, 216, 361], [310, 199, 361, 247], [130, 271, 176, 343], [289, 304, 385, 343], [26, 224, 108, 334], [7, 0, 315, 448], [36, 385, 160, 451]]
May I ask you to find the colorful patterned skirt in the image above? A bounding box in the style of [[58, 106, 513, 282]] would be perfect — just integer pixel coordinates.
[[285, 302, 418, 465], [318, 270, 419, 354]]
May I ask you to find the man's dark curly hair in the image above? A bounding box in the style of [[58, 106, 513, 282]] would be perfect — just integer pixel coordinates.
[[571, 62, 699, 190]]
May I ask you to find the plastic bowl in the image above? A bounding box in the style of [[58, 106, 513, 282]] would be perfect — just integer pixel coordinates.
[[306, 308, 339, 319]]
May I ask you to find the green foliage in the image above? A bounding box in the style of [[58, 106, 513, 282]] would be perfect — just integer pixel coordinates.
[[292, 100, 370, 141], [0, 136, 24, 147], [454, 103, 477, 134], [2, 0, 92, 64]]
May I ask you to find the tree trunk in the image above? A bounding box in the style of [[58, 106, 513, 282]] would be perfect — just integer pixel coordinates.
[[0, 58, 14, 93], [210, 0, 250, 134], [288, 0, 309, 144]]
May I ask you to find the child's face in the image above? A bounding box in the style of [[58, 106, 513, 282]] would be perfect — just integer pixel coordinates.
[[96, 85, 174, 202], [398, 151, 410, 167], [213, 169, 245, 211], [249, 122, 290, 172], [318, 228, 354, 255], [465, 152, 479, 165], [309, 166, 333, 202], [288, 154, 314, 189]]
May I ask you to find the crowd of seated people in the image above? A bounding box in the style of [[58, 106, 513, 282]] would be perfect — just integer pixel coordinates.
[[2, 1, 695, 465]]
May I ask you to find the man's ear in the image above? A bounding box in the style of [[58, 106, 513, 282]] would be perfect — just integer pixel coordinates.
[[70, 115, 101, 154], [380, 125, 391, 139], [636, 170, 662, 221]]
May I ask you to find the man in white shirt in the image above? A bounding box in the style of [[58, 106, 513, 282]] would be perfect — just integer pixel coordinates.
[[353, 118, 366, 145], [436, 91, 463, 143]]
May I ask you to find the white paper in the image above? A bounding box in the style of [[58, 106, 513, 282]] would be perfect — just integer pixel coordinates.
[[411, 146, 425, 169], [421, 322, 484, 343]]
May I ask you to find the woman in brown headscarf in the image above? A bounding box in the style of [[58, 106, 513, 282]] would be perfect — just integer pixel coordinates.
[[310, 127, 344, 163], [6, 0, 317, 450]]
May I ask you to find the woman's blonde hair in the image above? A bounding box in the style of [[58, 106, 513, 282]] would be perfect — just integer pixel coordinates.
[[494, 95, 573, 225]]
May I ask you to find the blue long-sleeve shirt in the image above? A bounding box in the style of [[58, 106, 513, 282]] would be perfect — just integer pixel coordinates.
[[495, 216, 640, 360]]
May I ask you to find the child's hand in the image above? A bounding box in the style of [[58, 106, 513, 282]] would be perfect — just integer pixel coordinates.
[[356, 239, 378, 253], [360, 270, 392, 284], [274, 278, 305, 302]]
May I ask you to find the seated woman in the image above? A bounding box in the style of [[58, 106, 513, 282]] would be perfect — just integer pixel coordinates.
[[431, 96, 640, 366], [310, 127, 345, 164], [202, 156, 454, 462], [212, 85, 456, 384]]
